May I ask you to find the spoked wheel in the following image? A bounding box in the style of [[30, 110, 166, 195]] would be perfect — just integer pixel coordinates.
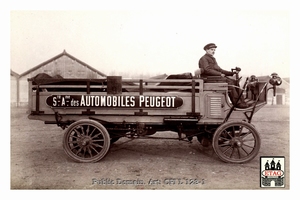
[[212, 121, 261, 163], [63, 119, 110, 163]]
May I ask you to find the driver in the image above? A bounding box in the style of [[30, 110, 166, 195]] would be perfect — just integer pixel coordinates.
[[198, 43, 249, 108]]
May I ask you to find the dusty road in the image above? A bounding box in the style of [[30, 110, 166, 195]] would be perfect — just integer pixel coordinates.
[[10, 105, 290, 189]]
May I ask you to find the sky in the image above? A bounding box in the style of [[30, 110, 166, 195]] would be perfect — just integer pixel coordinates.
[[9, 7, 292, 78]]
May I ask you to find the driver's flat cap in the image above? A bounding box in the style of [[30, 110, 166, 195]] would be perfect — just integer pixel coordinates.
[[204, 43, 217, 50]]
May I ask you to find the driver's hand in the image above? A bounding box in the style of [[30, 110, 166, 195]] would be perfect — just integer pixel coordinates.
[[221, 74, 226, 77]]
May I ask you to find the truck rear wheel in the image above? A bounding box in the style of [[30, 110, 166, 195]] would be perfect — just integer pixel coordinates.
[[63, 119, 110, 162], [212, 121, 260, 163]]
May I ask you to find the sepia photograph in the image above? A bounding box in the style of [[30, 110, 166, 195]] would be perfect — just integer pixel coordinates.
[[5, 0, 298, 198]]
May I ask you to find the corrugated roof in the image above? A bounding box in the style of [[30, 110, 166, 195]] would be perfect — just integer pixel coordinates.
[[19, 50, 106, 78], [283, 77, 290, 84]]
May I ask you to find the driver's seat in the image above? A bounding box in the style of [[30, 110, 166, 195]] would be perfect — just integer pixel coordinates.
[[194, 68, 227, 83]]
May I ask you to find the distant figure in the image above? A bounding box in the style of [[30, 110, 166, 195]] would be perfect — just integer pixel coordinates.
[[246, 75, 259, 99], [198, 43, 249, 108]]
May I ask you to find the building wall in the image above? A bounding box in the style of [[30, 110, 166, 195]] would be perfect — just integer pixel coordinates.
[[267, 93, 286, 105], [266, 85, 289, 105], [18, 77, 29, 106], [15, 54, 105, 106], [10, 75, 18, 107], [282, 86, 290, 105]]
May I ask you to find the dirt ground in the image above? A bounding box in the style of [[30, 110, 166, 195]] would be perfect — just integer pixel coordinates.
[[10, 105, 290, 190]]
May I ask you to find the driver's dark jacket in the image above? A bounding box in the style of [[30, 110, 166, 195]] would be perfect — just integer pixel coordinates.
[[198, 53, 234, 76]]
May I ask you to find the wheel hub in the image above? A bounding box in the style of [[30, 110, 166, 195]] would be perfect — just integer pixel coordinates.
[[79, 136, 92, 146], [230, 137, 243, 147]]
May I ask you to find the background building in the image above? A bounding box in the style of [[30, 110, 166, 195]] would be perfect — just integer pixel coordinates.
[[256, 76, 290, 105], [11, 50, 106, 107], [10, 50, 290, 107], [10, 70, 19, 107]]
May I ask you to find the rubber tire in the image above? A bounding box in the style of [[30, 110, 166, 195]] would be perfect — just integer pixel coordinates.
[[212, 121, 261, 163], [63, 119, 110, 163]]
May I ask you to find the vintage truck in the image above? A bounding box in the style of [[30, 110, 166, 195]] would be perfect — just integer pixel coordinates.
[[27, 68, 282, 163]]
